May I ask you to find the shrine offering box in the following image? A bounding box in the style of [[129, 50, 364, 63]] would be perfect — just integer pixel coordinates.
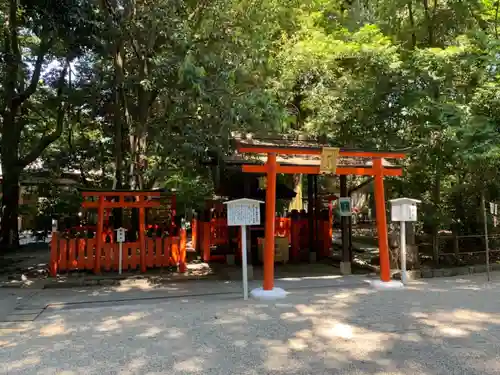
[[257, 237, 290, 263]]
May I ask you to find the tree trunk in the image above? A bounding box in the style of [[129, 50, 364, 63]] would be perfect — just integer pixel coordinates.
[[112, 43, 126, 227], [1, 0, 65, 250], [408, 1, 417, 48], [431, 169, 441, 266], [422, 0, 436, 46], [405, 222, 420, 269], [0, 168, 21, 249], [389, 222, 420, 270]]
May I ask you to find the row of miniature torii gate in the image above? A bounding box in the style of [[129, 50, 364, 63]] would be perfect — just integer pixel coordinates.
[[233, 143, 408, 298]]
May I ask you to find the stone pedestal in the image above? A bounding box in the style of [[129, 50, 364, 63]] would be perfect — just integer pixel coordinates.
[[250, 287, 287, 300], [369, 280, 404, 290]]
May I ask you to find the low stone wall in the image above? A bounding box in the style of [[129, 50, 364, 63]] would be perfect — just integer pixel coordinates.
[[391, 269, 421, 281], [420, 263, 500, 278], [388, 264, 499, 280], [390, 264, 500, 280]]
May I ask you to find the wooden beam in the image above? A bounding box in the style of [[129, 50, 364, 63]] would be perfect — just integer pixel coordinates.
[[82, 201, 161, 209], [81, 191, 161, 197], [242, 165, 403, 176]]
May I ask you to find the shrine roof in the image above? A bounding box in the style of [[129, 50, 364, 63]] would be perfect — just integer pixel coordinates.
[[231, 132, 409, 159]]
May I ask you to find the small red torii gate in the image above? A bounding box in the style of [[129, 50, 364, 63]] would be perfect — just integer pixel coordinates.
[[49, 189, 185, 276], [81, 190, 161, 273], [235, 138, 406, 291]]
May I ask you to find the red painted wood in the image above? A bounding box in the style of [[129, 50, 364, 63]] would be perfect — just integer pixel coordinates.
[[68, 239, 77, 269], [82, 191, 161, 197], [154, 238, 162, 267], [49, 233, 59, 276], [77, 239, 86, 269], [179, 229, 187, 272], [148, 238, 155, 266], [103, 243, 113, 271], [242, 165, 403, 176], [59, 239, 68, 271], [290, 220, 300, 262], [163, 237, 171, 267], [171, 237, 180, 265], [191, 219, 198, 251], [202, 222, 210, 262], [86, 239, 95, 270]]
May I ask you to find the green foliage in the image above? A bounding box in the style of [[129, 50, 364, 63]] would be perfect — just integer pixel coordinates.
[[272, 0, 500, 240], [4, 0, 500, 251]]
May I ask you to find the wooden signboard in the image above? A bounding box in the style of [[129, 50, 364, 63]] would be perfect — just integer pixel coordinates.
[[320, 147, 340, 174]]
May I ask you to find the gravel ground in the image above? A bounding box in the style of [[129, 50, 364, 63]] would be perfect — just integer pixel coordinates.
[[1, 274, 500, 374]]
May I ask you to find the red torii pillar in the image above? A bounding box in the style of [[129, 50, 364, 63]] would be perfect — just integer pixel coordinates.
[[263, 153, 277, 290], [249, 152, 287, 299], [374, 157, 391, 282]]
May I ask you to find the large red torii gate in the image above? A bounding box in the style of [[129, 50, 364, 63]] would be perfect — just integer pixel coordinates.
[[234, 137, 406, 291]]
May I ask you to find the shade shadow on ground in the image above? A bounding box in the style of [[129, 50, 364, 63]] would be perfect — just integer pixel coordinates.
[[1, 274, 500, 374]]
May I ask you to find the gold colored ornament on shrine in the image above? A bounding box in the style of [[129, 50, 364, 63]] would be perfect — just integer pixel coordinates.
[[320, 147, 340, 174]]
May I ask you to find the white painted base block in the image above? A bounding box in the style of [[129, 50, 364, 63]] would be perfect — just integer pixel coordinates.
[[369, 280, 404, 290], [250, 287, 288, 300]]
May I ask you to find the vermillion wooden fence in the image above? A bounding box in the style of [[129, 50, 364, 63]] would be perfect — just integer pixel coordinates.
[[49, 230, 187, 276], [195, 216, 332, 263]]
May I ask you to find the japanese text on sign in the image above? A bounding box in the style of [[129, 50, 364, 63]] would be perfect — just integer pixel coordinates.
[[227, 203, 261, 226]]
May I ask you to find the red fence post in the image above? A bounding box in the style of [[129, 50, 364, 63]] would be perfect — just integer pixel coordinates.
[[203, 222, 211, 262], [139, 199, 147, 273], [290, 219, 300, 262], [171, 237, 180, 267], [179, 229, 187, 273], [95, 196, 104, 274], [50, 232, 59, 277], [192, 218, 197, 251]]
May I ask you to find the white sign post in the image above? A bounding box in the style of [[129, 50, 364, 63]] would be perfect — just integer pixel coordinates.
[[115, 227, 127, 275], [224, 198, 263, 300], [389, 198, 421, 285]]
